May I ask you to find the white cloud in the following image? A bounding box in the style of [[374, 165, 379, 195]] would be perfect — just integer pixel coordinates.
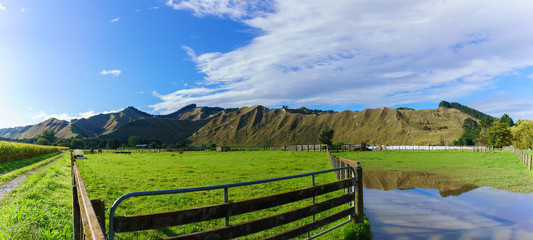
[[110, 17, 120, 23], [31, 109, 121, 122], [470, 97, 533, 120], [155, 0, 533, 114], [166, 0, 274, 20], [20, 7, 27, 12], [100, 69, 121, 77], [0, 3, 6, 11]]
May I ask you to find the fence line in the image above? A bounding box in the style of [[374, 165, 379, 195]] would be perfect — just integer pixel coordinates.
[[371, 145, 493, 152], [327, 151, 364, 223], [510, 146, 533, 171], [71, 151, 105, 240]]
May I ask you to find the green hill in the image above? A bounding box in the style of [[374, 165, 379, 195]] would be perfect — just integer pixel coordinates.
[[99, 118, 208, 143]]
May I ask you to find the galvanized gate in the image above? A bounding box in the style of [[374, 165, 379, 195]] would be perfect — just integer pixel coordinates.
[[108, 166, 363, 239]]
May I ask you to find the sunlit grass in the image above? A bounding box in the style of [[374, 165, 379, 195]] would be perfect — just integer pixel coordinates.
[[0, 152, 63, 185], [337, 150, 533, 192], [77, 151, 359, 239], [0, 154, 72, 239]]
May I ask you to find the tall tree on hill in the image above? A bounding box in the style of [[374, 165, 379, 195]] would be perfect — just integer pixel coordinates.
[[317, 128, 334, 146], [500, 114, 514, 127], [480, 116, 494, 131]]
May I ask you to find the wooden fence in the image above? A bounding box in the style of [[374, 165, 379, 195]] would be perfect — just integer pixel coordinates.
[[108, 165, 364, 239], [510, 146, 533, 171], [71, 151, 106, 240], [327, 151, 364, 223]]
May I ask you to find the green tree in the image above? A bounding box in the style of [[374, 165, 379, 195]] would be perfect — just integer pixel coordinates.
[[37, 130, 56, 144], [511, 120, 533, 149], [128, 136, 141, 147], [500, 114, 514, 127], [485, 121, 512, 147], [70, 139, 84, 149], [317, 128, 334, 146], [462, 118, 478, 131], [439, 100, 451, 108], [480, 116, 494, 131], [36, 138, 50, 146], [150, 141, 159, 149], [177, 139, 188, 148], [110, 139, 120, 149]]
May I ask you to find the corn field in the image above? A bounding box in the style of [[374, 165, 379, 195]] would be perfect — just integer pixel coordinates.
[[0, 141, 62, 163]]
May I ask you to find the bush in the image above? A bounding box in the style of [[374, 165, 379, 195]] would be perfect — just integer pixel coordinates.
[[341, 219, 373, 240]]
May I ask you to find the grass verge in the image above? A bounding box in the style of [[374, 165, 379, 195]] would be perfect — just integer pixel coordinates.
[[77, 151, 365, 239], [0, 152, 63, 185], [0, 151, 62, 174], [337, 150, 533, 192], [0, 154, 72, 239]]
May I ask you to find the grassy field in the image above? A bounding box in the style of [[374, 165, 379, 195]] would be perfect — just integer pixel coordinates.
[[77, 151, 364, 239], [337, 150, 533, 192], [0, 154, 72, 239]]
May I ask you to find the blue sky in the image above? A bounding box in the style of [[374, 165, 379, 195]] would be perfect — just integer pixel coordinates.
[[1, 0, 533, 129]]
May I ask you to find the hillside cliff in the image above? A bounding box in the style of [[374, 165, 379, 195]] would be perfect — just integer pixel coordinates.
[[190, 106, 473, 146]]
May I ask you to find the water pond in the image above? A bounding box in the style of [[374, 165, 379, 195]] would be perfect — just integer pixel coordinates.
[[363, 170, 533, 239]]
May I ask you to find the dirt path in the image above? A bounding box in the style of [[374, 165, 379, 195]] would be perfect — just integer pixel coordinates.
[[0, 156, 61, 201]]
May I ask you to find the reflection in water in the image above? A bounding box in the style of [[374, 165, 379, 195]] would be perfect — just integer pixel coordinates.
[[363, 171, 533, 240], [363, 169, 478, 197]]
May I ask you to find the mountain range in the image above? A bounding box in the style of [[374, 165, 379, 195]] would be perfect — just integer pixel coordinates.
[[0, 103, 482, 146]]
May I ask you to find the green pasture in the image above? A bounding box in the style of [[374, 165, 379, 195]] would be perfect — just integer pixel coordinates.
[[337, 150, 533, 192], [76, 151, 364, 239]]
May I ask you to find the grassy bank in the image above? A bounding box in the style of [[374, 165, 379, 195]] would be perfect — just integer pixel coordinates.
[[337, 150, 533, 192], [0, 154, 72, 239], [77, 151, 361, 239], [0, 152, 63, 185]]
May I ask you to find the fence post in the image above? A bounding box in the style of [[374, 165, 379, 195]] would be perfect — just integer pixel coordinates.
[[91, 199, 106, 232], [354, 163, 364, 223], [529, 154, 532, 170], [72, 163, 82, 240]]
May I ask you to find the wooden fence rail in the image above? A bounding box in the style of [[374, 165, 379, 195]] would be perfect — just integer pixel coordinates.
[[510, 146, 533, 171], [71, 151, 106, 240], [327, 151, 364, 223], [108, 166, 363, 239]]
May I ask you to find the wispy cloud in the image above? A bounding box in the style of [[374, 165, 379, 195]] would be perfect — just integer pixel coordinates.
[[110, 17, 120, 23], [470, 97, 533, 120], [166, 0, 274, 20], [155, 0, 533, 114], [0, 3, 6, 11], [31, 109, 121, 122], [100, 69, 122, 77]]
